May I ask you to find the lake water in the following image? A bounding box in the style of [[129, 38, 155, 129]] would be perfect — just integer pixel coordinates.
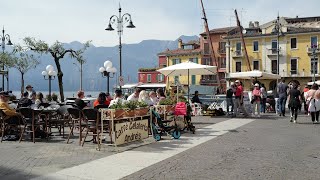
[[11, 91, 102, 100]]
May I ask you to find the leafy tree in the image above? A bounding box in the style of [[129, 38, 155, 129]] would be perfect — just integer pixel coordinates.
[[23, 37, 90, 102], [9, 45, 40, 96]]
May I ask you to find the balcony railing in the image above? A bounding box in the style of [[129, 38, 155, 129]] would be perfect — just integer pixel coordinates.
[[267, 48, 282, 56], [307, 47, 320, 55], [200, 79, 218, 85], [219, 49, 226, 54], [232, 50, 243, 57], [279, 70, 320, 77]]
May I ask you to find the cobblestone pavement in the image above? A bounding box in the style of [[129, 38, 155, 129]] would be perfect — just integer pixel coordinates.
[[0, 115, 226, 180], [124, 113, 320, 180]]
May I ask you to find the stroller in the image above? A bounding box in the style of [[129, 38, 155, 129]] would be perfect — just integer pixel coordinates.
[[151, 109, 181, 141]]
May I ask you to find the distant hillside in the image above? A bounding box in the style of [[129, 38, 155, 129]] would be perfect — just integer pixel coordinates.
[[8, 35, 199, 91]]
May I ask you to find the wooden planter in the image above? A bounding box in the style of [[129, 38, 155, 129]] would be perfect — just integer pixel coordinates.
[[165, 105, 175, 113], [124, 109, 135, 117], [114, 109, 126, 119], [135, 107, 150, 116]]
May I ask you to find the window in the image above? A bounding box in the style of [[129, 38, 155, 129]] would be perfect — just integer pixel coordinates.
[[189, 57, 198, 63], [291, 59, 297, 75], [311, 57, 318, 74], [157, 74, 164, 82], [219, 42, 226, 53], [311, 36, 318, 47], [204, 43, 210, 54], [291, 38, 297, 49], [271, 40, 278, 54], [202, 58, 211, 65], [253, 60, 259, 70], [236, 61, 241, 72], [253, 41, 259, 52], [191, 75, 196, 85], [183, 45, 193, 50], [219, 57, 226, 68], [147, 74, 151, 82], [172, 58, 181, 65], [271, 60, 277, 74]]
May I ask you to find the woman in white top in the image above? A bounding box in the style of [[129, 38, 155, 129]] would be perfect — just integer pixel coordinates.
[[138, 90, 153, 106], [309, 88, 320, 123]]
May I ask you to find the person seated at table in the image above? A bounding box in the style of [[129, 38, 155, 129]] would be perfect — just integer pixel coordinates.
[[109, 90, 126, 107], [93, 92, 109, 108], [17, 92, 33, 108], [26, 85, 36, 99], [149, 91, 158, 105], [192, 91, 202, 104], [74, 90, 87, 110], [156, 88, 166, 104], [30, 92, 36, 104], [127, 88, 141, 101], [35, 92, 46, 106], [139, 90, 153, 106], [0, 91, 23, 125]]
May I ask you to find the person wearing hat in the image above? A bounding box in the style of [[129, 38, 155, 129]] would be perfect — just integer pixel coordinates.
[[234, 80, 249, 117], [0, 91, 23, 125], [26, 85, 36, 99], [252, 83, 262, 117]]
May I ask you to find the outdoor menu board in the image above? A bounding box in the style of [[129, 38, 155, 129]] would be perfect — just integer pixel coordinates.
[[114, 119, 149, 145]]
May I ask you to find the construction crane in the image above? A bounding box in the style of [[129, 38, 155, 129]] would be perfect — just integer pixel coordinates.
[[234, 9, 251, 71], [199, 0, 221, 88]]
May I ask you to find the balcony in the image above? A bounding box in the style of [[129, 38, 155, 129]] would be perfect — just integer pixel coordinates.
[[232, 50, 243, 58], [307, 47, 320, 56], [280, 70, 320, 77], [218, 49, 226, 54], [200, 79, 218, 85], [267, 48, 283, 56]]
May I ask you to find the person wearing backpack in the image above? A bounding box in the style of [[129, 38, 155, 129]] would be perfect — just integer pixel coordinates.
[[308, 87, 320, 124], [288, 83, 301, 123]]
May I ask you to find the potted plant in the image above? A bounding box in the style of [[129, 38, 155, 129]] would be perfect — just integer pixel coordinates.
[[123, 100, 138, 117], [109, 101, 125, 119], [159, 98, 175, 112], [136, 101, 149, 116]]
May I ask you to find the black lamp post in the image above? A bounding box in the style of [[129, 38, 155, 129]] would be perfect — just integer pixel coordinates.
[[42, 65, 57, 100], [105, 4, 135, 90], [0, 27, 13, 91], [99, 60, 117, 94], [272, 15, 282, 76]]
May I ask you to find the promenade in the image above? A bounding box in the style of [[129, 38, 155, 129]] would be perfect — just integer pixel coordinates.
[[1, 113, 320, 179]]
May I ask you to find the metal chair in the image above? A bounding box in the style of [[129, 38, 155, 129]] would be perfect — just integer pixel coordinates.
[[66, 107, 85, 145], [50, 105, 71, 137], [0, 109, 24, 142], [81, 108, 101, 148], [18, 107, 43, 143]]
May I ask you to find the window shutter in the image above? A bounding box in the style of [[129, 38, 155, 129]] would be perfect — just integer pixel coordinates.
[[156, 74, 159, 82], [195, 57, 198, 64]]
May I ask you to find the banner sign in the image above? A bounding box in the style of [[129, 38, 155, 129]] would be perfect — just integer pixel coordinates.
[[114, 119, 149, 145]]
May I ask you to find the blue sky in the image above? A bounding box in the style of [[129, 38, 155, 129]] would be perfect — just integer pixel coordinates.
[[1, 0, 319, 47]]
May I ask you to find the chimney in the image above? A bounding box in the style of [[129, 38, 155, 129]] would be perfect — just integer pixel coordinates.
[[178, 39, 183, 49], [249, 21, 254, 28], [254, 21, 259, 27]]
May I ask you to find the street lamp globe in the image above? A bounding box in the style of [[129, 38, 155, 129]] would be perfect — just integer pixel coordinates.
[[99, 67, 105, 73], [52, 71, 57, 76], [48, 70, 54, 76], [46, 65, 54, 72], [42, 71, 48, 76], [109, 67, 117, 73], [104, 61, 113, 69]]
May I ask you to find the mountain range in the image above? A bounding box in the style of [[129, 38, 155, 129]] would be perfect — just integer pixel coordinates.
[[7, 35, 199, 92]]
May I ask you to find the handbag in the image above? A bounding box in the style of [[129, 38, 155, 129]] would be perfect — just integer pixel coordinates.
[[175, 102, 187, 116]]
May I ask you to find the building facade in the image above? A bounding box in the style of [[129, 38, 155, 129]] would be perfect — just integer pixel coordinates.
[[158, 39, 202, 88], [138, 68, 165, 84], [199, 27, 238, 91], [226, 16, 320, 90]]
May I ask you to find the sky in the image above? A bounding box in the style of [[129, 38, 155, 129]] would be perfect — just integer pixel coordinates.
[[1, 0, 319, 47]]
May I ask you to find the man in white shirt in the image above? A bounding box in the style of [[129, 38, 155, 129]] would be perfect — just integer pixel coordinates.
[[149, 91, 158, 105], [127, 88, 141, 101], [26, 85, 36, 99], [109, 90, 126, 107]]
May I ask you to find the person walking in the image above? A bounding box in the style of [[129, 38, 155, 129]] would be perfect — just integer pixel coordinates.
[[260, 83, 267, 113], [288, 83, 301, 123], [226, 83, 234, 115], [303, 85, 310, 114], [252, 83, 261, 117], [233, 80, 249, 117], [277, 79, 288, 116], [308, 88, 320, 124], [305, 84, 319, 115]]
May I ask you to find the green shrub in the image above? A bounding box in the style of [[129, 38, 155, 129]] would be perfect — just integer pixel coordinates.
[[123, 100, 138, 110], [159, 98, 174, 105], [109, 101, 124, 109]]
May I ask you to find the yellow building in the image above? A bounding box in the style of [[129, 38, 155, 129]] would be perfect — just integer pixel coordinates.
[[158, 39, 202, 88], [226, 16, 320, 90]]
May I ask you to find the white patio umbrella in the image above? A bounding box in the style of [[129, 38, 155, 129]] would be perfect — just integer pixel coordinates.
[[307, 80, 320, 85], [228, 70, 281, 80], [157, 61, 217, 100]]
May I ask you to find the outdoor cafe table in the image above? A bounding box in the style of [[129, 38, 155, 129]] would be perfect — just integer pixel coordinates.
[[98, 108, 151, 150], [33, 107, 58, 139]]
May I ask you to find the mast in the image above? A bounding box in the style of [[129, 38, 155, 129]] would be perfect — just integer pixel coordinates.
[[199, 0, 221, 88]]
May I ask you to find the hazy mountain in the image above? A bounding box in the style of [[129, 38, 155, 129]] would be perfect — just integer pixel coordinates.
[[7, 35, 198, 92]]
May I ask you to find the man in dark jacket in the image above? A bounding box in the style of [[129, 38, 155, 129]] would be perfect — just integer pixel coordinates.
[[192, 91, 202, 104], [18, 92, 33, 108]]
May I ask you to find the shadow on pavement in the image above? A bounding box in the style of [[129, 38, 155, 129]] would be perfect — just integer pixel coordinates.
[[0, 166, 38, 180]]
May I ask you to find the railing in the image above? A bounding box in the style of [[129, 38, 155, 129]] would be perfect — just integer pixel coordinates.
[[232, 50, 243, 57], [267, 48, 282, 56], [307, 47, 320, 55], [280, 70, 319, 77], [200, 79, 218, 85], [219, 49, 226, 54]]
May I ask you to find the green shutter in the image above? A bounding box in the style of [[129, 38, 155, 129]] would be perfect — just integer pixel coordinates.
[[195, 57, 198, 64], [191, 75, 196, 85]]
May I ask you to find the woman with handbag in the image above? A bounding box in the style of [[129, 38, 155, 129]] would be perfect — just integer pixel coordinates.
[[252, 83, 261, 117], [305, 84, 319, 115], [288, 83, 301, 123], [308, 88, 320, 124]]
